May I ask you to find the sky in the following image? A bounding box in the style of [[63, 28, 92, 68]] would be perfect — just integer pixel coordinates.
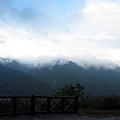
[[0, 0, 120, 66]]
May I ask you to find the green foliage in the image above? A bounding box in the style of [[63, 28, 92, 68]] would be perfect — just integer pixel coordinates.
[[53, 83, 90, 109], [79, 97, 103, 109], [53, 83, 85, 96], [54, 83, 120, 111], [79, 94, 120, 110], [100, 95, 120, 110]]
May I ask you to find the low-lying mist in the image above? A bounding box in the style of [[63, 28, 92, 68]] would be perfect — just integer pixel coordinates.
[[5, 55, 119, 70]]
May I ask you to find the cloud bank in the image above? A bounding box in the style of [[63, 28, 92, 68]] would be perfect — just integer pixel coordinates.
[[0, 0, 120, 66]]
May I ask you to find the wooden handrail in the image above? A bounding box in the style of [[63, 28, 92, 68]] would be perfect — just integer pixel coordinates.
[[0, 95, 79, 116]]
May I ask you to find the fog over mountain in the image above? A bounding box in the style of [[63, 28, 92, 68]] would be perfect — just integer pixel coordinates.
[[1, 55, 118, 69], [0, 0, 120, 96], [0, 0, 120, 64], [1, 57, 120, 96]]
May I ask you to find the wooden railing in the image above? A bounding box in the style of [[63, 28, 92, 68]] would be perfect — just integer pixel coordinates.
[[0, 95, 78, 116]]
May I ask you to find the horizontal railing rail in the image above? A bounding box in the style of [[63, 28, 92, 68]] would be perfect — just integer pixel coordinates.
[[0, 95, 78, 116]]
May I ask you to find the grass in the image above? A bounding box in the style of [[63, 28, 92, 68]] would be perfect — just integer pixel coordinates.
[[79, 109, 120, 117]]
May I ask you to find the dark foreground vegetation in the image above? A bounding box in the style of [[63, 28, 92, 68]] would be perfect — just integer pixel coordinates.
[[54, 83, 120, 110], [54, 83, 120, 117], [0, 83, 120, 117]]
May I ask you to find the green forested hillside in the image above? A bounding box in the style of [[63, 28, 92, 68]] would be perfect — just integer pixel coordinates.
[[0, 63, 53, 95], [3, 60, 120, 96]]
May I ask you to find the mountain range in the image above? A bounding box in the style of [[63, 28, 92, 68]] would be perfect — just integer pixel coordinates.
[[0, 58, 120, 96], [0, 60, 53, 96]]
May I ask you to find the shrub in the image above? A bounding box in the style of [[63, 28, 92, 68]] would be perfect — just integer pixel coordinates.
[[100, 95, 120, 110]]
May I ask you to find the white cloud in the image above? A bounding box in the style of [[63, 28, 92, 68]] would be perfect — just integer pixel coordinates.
[[0, 0, 120, 66], [81, 0, 120, 35], [90, 33, 116, 41]]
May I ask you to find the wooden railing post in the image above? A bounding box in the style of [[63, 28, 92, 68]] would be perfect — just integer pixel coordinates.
[[0, 95, 78, 115], [61, 97, 65, 113], [30, 95, 35, 116], [74, 96, 79, 113], [12, 97, 17, 116], [47, 97, 51, 113]]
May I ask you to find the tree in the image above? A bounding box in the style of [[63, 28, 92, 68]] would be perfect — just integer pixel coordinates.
[[53, 83, 89, 109], [53, 83, 85, 97]]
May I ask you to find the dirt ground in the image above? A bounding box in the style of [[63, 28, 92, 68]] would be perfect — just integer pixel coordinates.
[[0, 114, 120, 120]]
